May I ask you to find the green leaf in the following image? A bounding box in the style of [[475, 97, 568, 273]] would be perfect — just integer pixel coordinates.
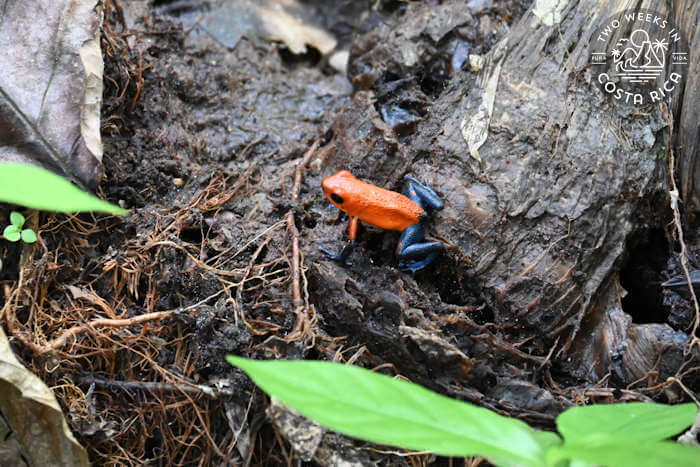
[[532, 430, 562, 452], [568, 460, 596, 467], [0, 163, 127, 215], [21, 229, 37, 243], [4, 224, 19, 235], [9, 211, 25, 228], [227, 357, 546, 466], [549, 440, 700, 467], [3, 225, 20, 242], [556, 402, 697, 443]]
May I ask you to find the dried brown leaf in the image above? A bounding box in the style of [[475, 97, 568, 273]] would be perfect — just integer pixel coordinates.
[[0, 327, 89, 466], [201, 0, 336, 54], [0, 0, 104, 188]]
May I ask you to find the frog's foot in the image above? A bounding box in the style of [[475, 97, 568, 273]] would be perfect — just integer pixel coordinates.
[[396, 238, 443, 274], [318, 242, 355, 265], [398, 251, 440, 274]]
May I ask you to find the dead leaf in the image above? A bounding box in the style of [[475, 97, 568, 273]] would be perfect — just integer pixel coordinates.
[[67, 284, 113, 315], [461, 41, 507, 164], [200, 0, 336, 55], [0, 0, 104, 188], [0, 414, 27, 467], [0, 327, 89, 466], [255, 1, 336, 55]]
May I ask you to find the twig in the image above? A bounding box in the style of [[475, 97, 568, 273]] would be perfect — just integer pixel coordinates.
[[287, 211, 303, 310], [292, 140, 321, 202], [662, 104, 700, 351], [43, 311, 174, 352], [238, 134, 267, 160], [235, 235, 275, 325], [78, 376, 233, 398], [129, 47, 156, 112], [678, 411, 700, 446], [38, 287, 231, 353], [287, 140, 320, 338], [471, 332, 547, 365]]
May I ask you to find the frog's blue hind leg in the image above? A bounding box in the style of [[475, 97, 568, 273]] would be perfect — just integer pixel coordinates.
[[396, 223, 443, 272]]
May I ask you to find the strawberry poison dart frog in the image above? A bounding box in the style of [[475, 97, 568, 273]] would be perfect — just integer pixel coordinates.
[[319, 170, 444, 272]]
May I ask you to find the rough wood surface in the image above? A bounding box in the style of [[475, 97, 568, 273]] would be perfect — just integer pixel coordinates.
[[672, 2, 700, 212], [323, 0, 698, 401]]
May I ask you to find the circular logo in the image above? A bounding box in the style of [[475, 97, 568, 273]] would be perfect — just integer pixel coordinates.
[[590, 9, 688, 105]]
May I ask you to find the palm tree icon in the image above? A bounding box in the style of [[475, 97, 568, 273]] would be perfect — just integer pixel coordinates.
[[650, 38, 668, 66], [639, 36, 666, 68]]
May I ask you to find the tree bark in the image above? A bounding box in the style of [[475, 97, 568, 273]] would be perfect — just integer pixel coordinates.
[[314, 0, 698, 419]]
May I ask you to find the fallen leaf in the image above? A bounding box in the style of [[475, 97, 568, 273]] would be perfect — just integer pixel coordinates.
[[255, 1, 336, 55], [0, 327, 89, 466], [461, 62, 502, 163], [200, 0, 336, 54], [0, 413, 26, 467], [0, 0, 104, 188]]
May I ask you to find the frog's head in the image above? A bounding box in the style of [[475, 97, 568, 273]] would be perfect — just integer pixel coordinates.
[[322, 170, 356, 210]]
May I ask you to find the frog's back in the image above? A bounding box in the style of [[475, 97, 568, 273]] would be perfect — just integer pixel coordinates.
[[322, 170, 423, 231], [350, 182, 423, 231]]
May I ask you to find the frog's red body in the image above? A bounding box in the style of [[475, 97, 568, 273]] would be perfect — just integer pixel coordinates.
[[322, 170, 423, 231], [320, 170, 444, 273]]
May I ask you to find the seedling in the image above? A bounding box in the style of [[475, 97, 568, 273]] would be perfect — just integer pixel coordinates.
[[3, 211, 37, 243]]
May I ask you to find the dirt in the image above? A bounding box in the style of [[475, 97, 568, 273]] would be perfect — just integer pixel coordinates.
[[2, 0, 699, 465]]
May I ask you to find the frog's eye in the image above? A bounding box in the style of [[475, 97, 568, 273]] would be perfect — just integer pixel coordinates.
[[331, 193, 344, 204]]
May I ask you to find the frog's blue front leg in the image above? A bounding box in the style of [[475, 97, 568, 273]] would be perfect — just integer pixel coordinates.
[[404, 175, 444, 211], [319, 242, 355, 263], [319, 216, 359, 265]]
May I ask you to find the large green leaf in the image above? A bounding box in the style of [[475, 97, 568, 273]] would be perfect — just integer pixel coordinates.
[[556, 402, 697, 443], [227, 357, 546, 466], [0, 163, 126, 215], [549, 440, 700, 467], [532, 430, 563, 453]]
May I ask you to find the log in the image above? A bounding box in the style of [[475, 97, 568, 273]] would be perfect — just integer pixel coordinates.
[[315, 0, 698, 413]]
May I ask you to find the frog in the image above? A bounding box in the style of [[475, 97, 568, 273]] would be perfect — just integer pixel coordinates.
[[319, 170, 444, 273]]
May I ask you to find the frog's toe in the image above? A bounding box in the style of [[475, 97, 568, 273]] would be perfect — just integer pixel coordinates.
[[398, 252, 440, 274], [398, 265, 418, 277], [318, 246, 351, 265]]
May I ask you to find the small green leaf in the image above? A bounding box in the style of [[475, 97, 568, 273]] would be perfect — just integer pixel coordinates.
[[3, 224, 19, 235], [556, 402, 697, 443], [10, 211, 25, 228], [550, 440, 700, 467], [227, 357, 546, 466], [3, 225, 20, 242], [21, 229, 37, 243], [0, 163, 127, 215]]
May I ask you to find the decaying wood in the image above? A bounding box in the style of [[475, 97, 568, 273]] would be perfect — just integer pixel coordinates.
[[317, 0, 699, 411], [672, 4, 700, 212], [424, 0, 699, 384]]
